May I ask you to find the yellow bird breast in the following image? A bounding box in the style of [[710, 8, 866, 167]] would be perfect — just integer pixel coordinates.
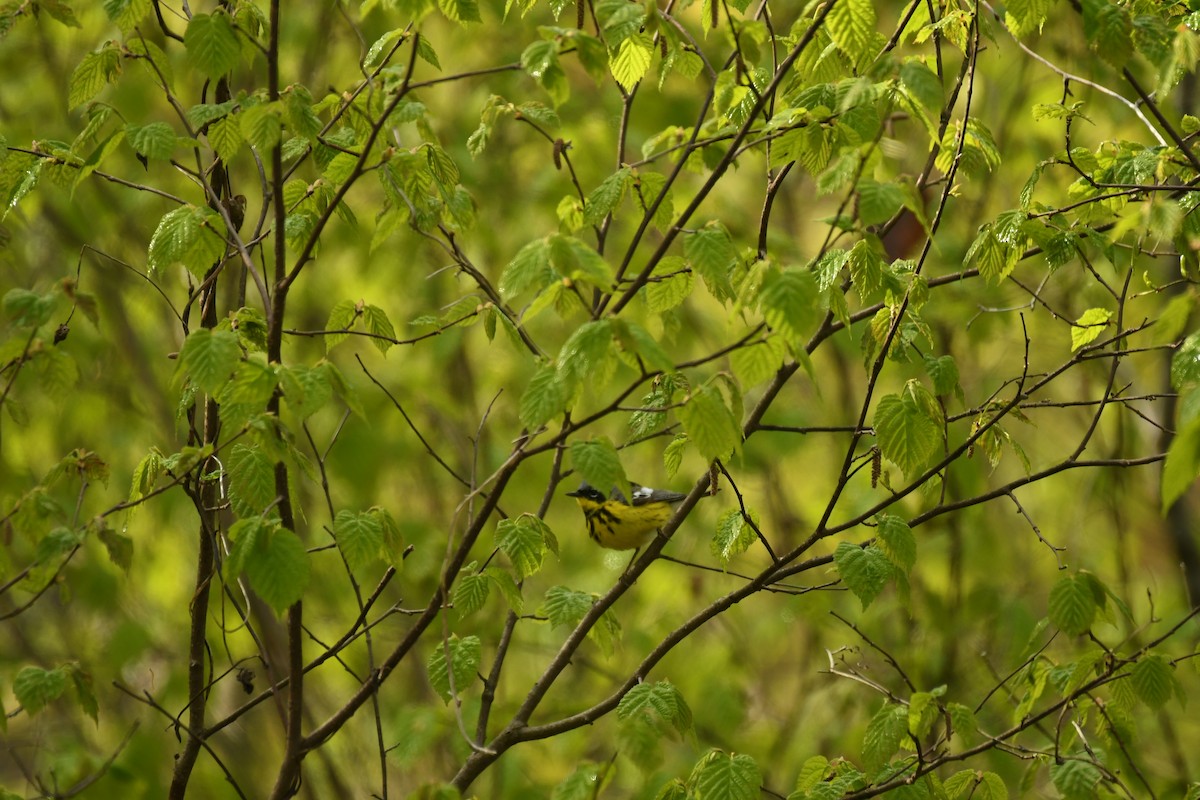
[[574, 498, 675, 550]]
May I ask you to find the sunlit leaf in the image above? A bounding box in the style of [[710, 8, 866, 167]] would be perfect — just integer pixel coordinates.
[[185, 13, 240, 80], [1070, 307, 1112, 351]]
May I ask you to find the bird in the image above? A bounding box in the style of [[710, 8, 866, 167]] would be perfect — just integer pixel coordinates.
[[566, 481, 688, 551]]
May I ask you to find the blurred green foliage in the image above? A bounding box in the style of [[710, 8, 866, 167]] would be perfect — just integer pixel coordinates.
[[3, 0, 1200, 798]]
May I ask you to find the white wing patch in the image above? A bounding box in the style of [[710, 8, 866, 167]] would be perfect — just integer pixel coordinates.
[[631, 485, 655, 501]]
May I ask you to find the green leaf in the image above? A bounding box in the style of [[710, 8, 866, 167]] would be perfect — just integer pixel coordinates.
[[679, 384, 742, 463], [1131, 654, 1176, 709], [875, 514, 916, 573], [966, 225, 1020, 285], [542, 585, 594, 629], [323, 360, 366, 419], [645, 257, 694, 312], [241, 103, 283, 151], [847, 239, 885, 299], [74, 104, 115, 150], [245, 528, 310, 613], [712, 508, 756, 565], [569, 438, 627, 499], [648, 682, 693, 734], [793, 756, 831, 792], [1163, 416, 1200, 511], [1050, 759, 1101, 798], [334, 510, 385, 572], [899, 59, 943, 110], [611, 32, 653, 91], [453, 569, 490, 618], [1071, 307, 1112, 351], [862, 703, 907, 771], [908, 690, 937, 739], [1007, 0, 1052, 37], [616, 682, 658, 722], [372, 508, 406, 566], [363, 304, 396, 354], [98, 525, 133, 572], [588, 602, 621, 654], [2, 288, 56, 328], [485, 566, 524, 614], [924, 354, 960, 398], [655, 779, 689, 800], [63, 662, 98, 722], [520, 362, 566, 429], [74, 129, 126, 188], [730, 336, 786, 389], [635, 170, 674, 231], [186, 100, 237, 129], [552, 762, 605, 800], [557, 320, 614, 392], [826, 0, 876, 66], [548, 234, 613, 290], [948, 702, 978, 743], [423, 143, 459, 187], [127, 36, 174, 89], [500, 237, 554, 299], [834, 543, 893, 609], [12, 666, 68, 715], [495, 515, 552, 579], [1048, 574, 1096, 636], [125, 122, 177, 160], [69, 45, 121, 109], [1081, 0, 1132, 70], [758, 269, 818, 345], [129, 448, 165, 504], [685, 222, 737, 302], [36, 526, 84, 562], [583, 167, 632, 225], [520, 39, 568, 105], [323, 299, 358, 351], [438, 0, 481, 23], [178, 328, 241, 396], [873, 384, 940, 476], [208, 115, 245, 162], [945, 770, 1007, 800], [858, 180, 905, 226], [147, 205, 227, 278], [663, 434, 687, 479], [103, 0, 151, 32], [612, 319, 673, 373], [227, 444, 275, 518], [617, 681, 693, 735], [691, 750, 760, 800], [280, 363, 332, 419], [219, 358, 277, 408], [426, 635, 481, 703], [185, 13, 241, 80], [417, 36, 442, 68], [224, 517, 268, 579], [365, 28, 408, 69], [283, 86, 323, 142], [1171, 331, 1200, 390]]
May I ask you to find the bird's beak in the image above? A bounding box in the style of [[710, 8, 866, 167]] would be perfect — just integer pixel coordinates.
[[565, 489, 581, 497]]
